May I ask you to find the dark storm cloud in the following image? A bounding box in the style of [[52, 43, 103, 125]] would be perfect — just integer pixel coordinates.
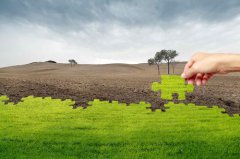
[[1, 0, 240, 32], [1, 0, 240, 67]]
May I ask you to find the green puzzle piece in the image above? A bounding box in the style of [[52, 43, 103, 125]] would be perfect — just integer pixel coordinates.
[[152, 75, 194, 100]]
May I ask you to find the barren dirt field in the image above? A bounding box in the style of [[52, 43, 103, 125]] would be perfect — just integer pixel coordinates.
[[0, 62, 240, 114]]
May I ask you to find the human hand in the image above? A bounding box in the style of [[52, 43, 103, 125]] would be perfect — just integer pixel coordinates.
[[181, 53, 226, 86]]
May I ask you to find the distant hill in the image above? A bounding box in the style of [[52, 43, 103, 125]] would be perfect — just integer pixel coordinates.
[[0, 62, 186, 77]]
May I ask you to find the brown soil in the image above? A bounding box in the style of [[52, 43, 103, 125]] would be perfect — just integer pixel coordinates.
[[0, 62, 240, 115]]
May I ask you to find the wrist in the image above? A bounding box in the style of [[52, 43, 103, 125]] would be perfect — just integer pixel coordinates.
[[217, 54, 240, 73]]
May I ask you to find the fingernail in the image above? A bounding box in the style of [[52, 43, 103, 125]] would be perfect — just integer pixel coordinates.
[[181, 73, 186, 78]]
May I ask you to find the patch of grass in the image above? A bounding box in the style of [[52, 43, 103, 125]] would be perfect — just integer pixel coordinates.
[[0, 96, 240, 159]]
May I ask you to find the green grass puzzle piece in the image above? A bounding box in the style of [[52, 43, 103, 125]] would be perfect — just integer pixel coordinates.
[[152, 75, 194, 100]]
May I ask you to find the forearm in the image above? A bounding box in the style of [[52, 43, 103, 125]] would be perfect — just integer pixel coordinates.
[[217, 54, 240, 73]]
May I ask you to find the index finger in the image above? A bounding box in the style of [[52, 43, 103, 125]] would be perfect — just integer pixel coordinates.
[[184, 59, 194, 72]]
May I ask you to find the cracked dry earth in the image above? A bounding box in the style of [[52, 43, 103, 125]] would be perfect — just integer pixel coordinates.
[[0, 62, 240, 115]]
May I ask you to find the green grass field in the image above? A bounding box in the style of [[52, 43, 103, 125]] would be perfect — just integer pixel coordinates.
[[0, 96, 240, 159]]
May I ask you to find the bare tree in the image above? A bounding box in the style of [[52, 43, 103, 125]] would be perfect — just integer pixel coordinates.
[[68, 59, 77, 67]]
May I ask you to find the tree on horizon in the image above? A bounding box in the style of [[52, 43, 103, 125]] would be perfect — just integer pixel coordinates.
[[148, 50, 178, 75], [148, 51, 164, 75], [162, 50, 178, 74], [68, 59, 77, 67]]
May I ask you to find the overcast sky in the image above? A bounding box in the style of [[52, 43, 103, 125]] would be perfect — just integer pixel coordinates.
[[0, 0, 240, 67]]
